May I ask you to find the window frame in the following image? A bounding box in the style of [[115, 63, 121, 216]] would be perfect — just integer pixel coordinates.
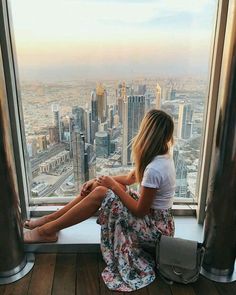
[[0, 0, 31, 219], [196, 0, 229, 223], [1, 0, 229, 220]]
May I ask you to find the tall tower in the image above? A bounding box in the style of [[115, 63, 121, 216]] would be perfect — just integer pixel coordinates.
[[91, 90, 98, 123], [113, 113, 119, 128], [52, 104, 61, 142], [177, 102, 193, 139], [69, 116, 75, 155], [170, 87, 176, 100], [137, 84, 146, 95], [49, 126, 59, 144], [122, 92, 128, 166], [37, 135, 47, 151], [95, 131, 110, 158], [72, 106, 85, 134], [108, 105, 114, 128], [91, 83, 107, 124], [85, 143, 96, 180], [156, 83, 162, 109], [122, 95, 145, 165], [173, 148, 189, 198], [84, 109, 92, 144], [116, 81, 126, 122], [72, 130, 85, 192]]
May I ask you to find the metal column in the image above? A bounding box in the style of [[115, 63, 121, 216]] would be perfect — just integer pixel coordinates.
[[201, 0, 236, 282], [0, 49, 34, 284]]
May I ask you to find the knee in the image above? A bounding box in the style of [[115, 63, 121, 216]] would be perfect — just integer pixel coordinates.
[[94, 185, 108, 195], [92, 186, 108, 202]]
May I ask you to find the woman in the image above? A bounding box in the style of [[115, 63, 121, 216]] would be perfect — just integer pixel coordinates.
[[24, 109, 176, 292]]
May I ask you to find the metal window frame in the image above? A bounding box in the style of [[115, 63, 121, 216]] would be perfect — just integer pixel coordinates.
[[1, 0, 228, 220], [0, 0, 31, 219], [196, 0, 229, 224]]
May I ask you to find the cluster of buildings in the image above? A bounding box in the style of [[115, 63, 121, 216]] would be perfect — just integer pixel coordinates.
[[26, 79, 204, 199]]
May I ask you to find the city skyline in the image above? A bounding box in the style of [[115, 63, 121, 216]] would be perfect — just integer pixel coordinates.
[[10, 0, 217, 81], [23, 76, 206, 200]]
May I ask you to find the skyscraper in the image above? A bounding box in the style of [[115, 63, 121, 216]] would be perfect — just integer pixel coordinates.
[[72, 130, 85, 192], [61, 115, 70, 142], [37, 135, 47, 151], [108, 105, 114, 128], [85, 143, 96, 180], [91, 83, 107, 124], [170, 87, 176, 100], [156, 83, 162, 109], [95, 131, 110, 158], [177, 102, 193, 139], [72, 106, 85, 133], [137, 84, 146, 95], [84, 109, 92, 144], [116, 81, 127, 122], [27, 138, 37, 157], [122, 95, 145, 165], [91, 90, 98, 123], [49, 126, 59, 144], [173, 148, 189, 198], [52, 104, 61, 142], [113, 113, 119, 128]]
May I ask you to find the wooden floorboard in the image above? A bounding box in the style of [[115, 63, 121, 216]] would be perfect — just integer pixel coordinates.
[[1, 254, 236, 295], [147, 278, 172, 295], [192, 276, 219, 295], [98, 254, 124, 295], [52, 254, 77, 295], [130, 287, 149, 294], [0, 286, 6, 295], [76, 253, 100, 295], [214, 281, 236, 295], [170, 283, 196, 295], [2, 270, 32, 295], [27, 254, 56, 295]]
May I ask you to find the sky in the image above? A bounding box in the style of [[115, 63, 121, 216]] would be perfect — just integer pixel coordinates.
[[10, 0, 218, 81]]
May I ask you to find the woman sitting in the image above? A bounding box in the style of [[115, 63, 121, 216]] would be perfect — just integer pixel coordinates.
[[24, 109, 176, 292]]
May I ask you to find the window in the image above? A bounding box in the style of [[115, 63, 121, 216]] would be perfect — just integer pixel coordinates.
[[9, 0, 218, 205]]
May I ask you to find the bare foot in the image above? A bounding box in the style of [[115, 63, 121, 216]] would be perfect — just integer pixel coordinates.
[[23, 216, 54, 230], [24, 228, 58, 244]]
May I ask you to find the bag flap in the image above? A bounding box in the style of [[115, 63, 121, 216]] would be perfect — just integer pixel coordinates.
[[157, 235, 198, 270]]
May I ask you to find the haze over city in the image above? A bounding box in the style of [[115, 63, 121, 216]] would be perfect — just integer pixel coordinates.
[[11, 0, 217, 81]]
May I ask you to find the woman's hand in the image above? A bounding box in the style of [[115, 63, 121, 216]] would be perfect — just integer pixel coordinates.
[[97, 175, 116, 190], [80, 179, 95, 196]]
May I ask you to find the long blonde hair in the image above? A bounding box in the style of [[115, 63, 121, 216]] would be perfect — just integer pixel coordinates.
[[131, 109, 174, 183]]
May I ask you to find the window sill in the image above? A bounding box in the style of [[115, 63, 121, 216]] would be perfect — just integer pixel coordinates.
[[24, 216, 203, 253], [29, 204, 197, 218]]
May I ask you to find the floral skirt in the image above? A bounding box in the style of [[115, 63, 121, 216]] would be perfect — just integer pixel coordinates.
[[97, 189, 175, 292]]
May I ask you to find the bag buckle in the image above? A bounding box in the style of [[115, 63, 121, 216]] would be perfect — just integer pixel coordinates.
[[172, 266, 182, 276]]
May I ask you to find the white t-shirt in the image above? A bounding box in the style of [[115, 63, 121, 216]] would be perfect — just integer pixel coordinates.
[[141, 154, 176, 210]]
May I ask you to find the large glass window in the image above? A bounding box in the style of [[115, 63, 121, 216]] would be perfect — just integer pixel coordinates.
[[10, 0, 218, 204]]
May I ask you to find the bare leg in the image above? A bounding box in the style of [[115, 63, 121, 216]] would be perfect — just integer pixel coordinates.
[[47, 181, 100, 220], [24, 179, 126, 230], [49, 181, 126, 221], [24, 186, 109, 242], [24, 179, 100, 229]]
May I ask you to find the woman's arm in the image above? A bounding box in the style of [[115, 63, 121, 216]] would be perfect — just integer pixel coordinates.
[[111, 170, 136, 186], [81, 170, 136, 196], [97, 176, 156, 218]]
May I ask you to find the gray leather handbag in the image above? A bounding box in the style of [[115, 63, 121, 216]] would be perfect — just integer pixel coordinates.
[[155, 235, 205, 284]]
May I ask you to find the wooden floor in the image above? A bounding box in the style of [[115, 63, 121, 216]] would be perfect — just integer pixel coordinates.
[[0, 253, 236, 295]]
